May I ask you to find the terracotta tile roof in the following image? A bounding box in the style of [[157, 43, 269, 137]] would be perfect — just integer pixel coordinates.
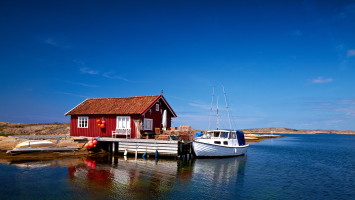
[[65, 95, 176, 116]]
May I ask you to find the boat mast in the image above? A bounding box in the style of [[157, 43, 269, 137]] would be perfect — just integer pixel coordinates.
[[208, 87, 215, 130], [216, 96, 219, 130], [222, 85, 233, 129]]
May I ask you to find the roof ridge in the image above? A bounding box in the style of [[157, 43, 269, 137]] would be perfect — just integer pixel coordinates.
[[88, 94, 160, 100], [65, 94, 167, 116]]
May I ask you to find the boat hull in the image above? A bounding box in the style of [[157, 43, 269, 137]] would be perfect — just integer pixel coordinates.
[[15, 140, 53, 148], [192, 141, 248, 157]]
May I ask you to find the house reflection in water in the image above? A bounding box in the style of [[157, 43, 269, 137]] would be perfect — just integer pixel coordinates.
[[67, 156, 191, 199], [67, 155, 246, 199]]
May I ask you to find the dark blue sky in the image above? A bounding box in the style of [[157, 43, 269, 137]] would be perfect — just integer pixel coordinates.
[[1, 0, 354, 130]]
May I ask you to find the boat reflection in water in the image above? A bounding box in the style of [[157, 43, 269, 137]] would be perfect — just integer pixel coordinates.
[[192, 156, 246, 186]]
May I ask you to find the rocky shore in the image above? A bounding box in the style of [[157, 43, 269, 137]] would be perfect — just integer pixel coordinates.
[[0, 122, 90, 161], [0, 122, 70, 136], [0, 136, 90, 162]]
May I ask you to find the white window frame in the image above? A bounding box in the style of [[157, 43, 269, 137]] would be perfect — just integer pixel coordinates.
[[156, 103, 159, 111], [78, 116, 89, 128], [143, 118, 153, 130], [116, 116, 131, 129]]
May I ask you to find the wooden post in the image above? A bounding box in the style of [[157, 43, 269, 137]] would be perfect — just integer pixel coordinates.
[[112, 142, 115, 154]]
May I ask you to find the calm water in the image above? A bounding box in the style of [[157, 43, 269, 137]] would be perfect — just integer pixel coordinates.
[[0, 134, 354, 200]]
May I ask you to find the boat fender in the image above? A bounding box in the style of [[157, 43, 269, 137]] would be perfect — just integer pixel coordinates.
[[155, 150, 159, 158], [142, 152, 147, 158], [124, 149, 128, 156]]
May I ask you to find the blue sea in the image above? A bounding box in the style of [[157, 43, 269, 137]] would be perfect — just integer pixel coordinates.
[[0, 134, 354, 200]]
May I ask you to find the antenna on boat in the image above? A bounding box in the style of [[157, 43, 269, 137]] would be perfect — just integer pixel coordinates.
[[216, 96, 219, 130], [222, 85, 233, 129], [208, 87, 215, 130]]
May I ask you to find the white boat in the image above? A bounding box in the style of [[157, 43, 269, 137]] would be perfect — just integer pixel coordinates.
[[15, 140, 53, 148], [193, 129, 249, 157], [193, 86, 249, 157]]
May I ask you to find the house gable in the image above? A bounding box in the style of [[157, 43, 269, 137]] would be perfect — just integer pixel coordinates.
[[141, 95, 177, 118]]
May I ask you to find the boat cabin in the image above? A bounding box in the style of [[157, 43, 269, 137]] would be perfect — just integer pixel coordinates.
[[207, 130, 237, 139], [204, 130, 246, 146]]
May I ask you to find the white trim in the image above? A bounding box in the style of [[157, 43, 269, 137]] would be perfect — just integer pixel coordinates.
[[64, 98, 88, 116], [155, 104, 159, 111], [143, 118, 153, 130], [78, 116, 89, 128], [142, 96, 177, 117], [143, 98, 160, 116], [160, 96, 177, 117], [116, 116, 131, 129]]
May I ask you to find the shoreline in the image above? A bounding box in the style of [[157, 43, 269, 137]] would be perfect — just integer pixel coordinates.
[[0, 133, 281, 162], [1, 122, 354, 136], [243, 131, 355, 135]]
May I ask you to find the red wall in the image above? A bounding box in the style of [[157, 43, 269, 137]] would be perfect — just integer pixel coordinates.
[[143, 99, 172, 130], [70, 114, 141, 138], [69, 98, 174, 138]]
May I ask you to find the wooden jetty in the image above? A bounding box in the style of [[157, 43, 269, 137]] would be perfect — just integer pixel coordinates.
[[80, 137, 193, 158]]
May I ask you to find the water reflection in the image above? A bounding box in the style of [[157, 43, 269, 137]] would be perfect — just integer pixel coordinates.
[[67, 155, 246, 199], [193, 157, 246, 186], [65, 155, 191, 199], [6, 155, 246, 199]]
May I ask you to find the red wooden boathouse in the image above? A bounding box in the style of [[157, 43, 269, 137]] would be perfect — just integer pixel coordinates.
[[65, 95, 177, 138]]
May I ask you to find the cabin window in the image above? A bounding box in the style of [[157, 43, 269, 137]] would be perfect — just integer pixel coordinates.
[[116, 116, 130, 129], [78, 116, 88, 128], [223, 141, 229, 145], [213, 132, 220, 137], [214, 141, 221, 144], [230, 132, 237, 139], [220, 132, 229, 138], [143, 118, 153, 130], [156, 104, 159, 111]]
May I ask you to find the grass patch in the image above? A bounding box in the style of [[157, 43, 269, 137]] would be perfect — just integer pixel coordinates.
[[0, 132, 13, 137]]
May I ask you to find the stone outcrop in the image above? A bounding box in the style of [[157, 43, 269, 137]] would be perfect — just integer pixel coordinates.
[[0, 122, 70, 135]]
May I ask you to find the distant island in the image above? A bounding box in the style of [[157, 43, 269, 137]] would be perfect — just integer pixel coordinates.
[[242, 127, 355, 135], [1, 122, 355, 135]]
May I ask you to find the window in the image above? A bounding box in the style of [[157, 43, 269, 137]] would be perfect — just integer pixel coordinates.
[[214, 141, 221, 144], [220, 132, 229, 138], [223, 141, 229, 145], [156, 104, 159, 111], [116, 116, 130, 129], [78, 116, 88, 128], [213, 132, 220, 137], [144, 118, 153, 130]]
